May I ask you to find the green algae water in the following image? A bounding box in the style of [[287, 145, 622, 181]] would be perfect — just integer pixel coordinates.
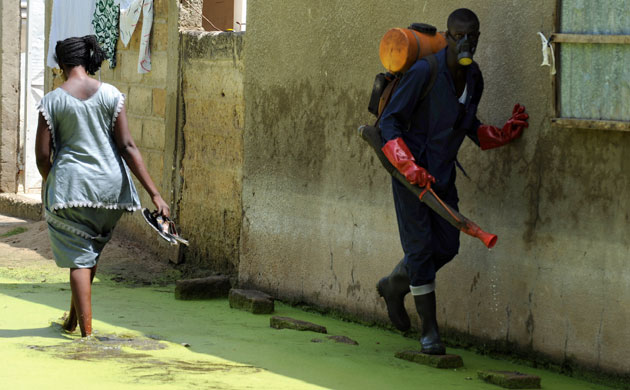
[[0, 264, 618, 389]]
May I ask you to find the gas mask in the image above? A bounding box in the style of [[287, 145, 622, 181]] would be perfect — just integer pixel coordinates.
[[454, 34, 477, 66]]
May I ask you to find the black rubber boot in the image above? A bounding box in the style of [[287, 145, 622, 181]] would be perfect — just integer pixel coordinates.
[[413, 292, 446, 355], [376, 258, 411, 331]]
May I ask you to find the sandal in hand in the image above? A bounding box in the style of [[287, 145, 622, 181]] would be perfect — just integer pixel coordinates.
[[142, 208, 178, 246], [164, 217, 189, 246]]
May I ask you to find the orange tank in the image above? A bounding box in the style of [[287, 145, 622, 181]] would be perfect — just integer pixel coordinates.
[[379, 25, 447, 74]]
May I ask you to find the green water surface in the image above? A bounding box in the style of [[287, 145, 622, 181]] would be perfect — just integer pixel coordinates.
[[0, 264, 618, 390]]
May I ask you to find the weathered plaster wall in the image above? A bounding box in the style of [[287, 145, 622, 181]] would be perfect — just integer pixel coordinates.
[[241, 0, 629, 375], [44, 0, 180, 258], [0, 1, 21, 192], [177, 31, 244, 273]]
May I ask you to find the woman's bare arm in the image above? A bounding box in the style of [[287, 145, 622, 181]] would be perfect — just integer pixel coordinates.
[[113, 104, 170, 217], [35, 112, 52, 181]]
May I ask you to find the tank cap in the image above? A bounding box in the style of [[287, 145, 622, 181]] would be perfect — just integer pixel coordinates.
[[408, 23, 437, 35]]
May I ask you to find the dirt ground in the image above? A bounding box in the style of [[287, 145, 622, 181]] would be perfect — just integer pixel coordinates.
[[0, 214, 180, 285]]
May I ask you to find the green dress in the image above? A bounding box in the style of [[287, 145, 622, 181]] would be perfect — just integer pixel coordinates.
[[37, 83, 141, 268]]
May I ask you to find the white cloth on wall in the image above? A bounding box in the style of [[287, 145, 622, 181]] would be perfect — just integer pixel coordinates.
[[119, 0, 153, 73], [537, 32, 556, 75], [47, 0, 97, 68]]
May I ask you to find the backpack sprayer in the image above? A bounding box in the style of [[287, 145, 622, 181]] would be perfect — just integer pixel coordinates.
[[368, 23, 447, 117]]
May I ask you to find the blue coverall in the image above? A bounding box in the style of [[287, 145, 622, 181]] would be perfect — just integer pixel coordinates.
[[379, 47, 484, 287]]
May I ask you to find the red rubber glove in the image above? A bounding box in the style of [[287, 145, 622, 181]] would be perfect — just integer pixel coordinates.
[[477, 104, 529, 150], [382, 137, 436, 187]]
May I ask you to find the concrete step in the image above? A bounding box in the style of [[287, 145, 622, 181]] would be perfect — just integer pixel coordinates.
[[0, 193, 42, 221], [478, 370, 541, 389], [395, 350, 464, 369], [270, 316, 328, 334], [228, 288, 275, 314], [174, 275, 232, 300]]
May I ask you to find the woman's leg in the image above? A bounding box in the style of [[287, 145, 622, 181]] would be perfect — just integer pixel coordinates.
[[69, 267, 95, 337], [62, 293, 77, 332], [63, 265, 98, 333]]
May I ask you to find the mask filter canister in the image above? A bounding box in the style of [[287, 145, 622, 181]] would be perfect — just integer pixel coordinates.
[[456, 34, 474, 66]]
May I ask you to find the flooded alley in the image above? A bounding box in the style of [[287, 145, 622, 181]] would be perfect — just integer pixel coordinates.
[[0, 214, 619, 389]]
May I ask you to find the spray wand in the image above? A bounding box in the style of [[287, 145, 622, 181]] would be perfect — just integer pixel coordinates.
[[358, 125, 497, 249]]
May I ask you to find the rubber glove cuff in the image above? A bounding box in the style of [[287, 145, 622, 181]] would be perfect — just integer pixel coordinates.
[[382, 138, 435, 187]]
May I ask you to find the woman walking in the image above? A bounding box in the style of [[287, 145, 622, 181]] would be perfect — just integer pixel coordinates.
[[35, 35, 169, 337]]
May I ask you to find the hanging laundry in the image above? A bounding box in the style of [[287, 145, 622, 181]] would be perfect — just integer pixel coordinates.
[[47, 0, 97, 68], [119, 0, 154, 74], [93, 0, 120, 68]]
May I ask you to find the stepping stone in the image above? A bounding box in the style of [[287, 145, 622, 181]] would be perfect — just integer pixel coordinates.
[[327, 335, 359, 345], [395, 350, 463, 369], [270, 316, 327, 334], [228, 288, 275, 314], [478, 370, 541, 389], [174, 275, 231, 300]]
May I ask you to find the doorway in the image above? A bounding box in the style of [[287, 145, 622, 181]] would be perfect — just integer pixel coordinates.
[[19, 0, 45, 194]]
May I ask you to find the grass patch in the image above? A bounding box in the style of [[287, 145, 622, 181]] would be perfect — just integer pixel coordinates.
[[0, 227, 28, 238]]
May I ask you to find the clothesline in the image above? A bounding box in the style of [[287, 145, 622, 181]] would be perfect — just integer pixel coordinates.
[[47, 0, 154, 73]]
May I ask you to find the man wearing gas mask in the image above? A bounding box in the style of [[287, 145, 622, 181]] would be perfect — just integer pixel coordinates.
[[377, 8, 529, 355]]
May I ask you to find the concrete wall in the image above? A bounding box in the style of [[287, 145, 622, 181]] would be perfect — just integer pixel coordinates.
[[0, 1, 21, 192], [177, 31, 244, 273], [240, 0, 629, 376]]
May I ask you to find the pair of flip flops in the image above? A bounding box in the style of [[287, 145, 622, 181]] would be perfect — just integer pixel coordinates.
[[142, 208, 189, 246]]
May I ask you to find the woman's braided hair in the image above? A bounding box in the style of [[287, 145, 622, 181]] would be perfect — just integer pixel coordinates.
[[54, 35, 106, 75]]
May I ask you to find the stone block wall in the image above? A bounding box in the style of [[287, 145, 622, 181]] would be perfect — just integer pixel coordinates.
[[176, 31, 244, 274], [179, 0, 203, 31]]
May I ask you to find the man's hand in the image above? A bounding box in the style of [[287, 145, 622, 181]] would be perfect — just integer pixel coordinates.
[[382, 137, 436, 188], [478, 104, 529, 150]]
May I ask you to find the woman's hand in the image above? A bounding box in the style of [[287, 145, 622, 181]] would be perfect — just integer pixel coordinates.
[[152, 194, 170, 218]]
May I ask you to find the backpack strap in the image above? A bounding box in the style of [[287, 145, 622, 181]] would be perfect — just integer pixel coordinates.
[[374, 76, 400, 125], [419, 54, 438, 100], [374, 54, 439, 126]]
